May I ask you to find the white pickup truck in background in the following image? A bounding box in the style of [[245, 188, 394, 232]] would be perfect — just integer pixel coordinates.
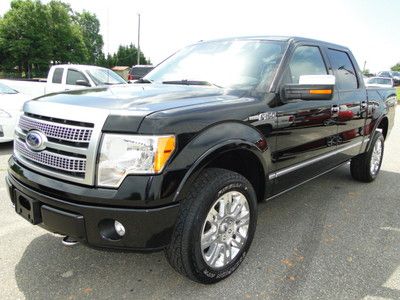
[[0, 64, 127, 99], [0, 64, 127, 142]]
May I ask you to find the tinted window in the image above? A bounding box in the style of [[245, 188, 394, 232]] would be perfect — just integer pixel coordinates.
[[66, 69, 88, 85], [130, 66, 153, 77], [52, 68, 64, 84], [328, 49, 358, 90], [283, 46, 327, 84]]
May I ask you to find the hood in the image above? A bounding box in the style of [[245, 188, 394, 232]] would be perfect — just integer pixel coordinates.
[[33, 84, 244, 116]]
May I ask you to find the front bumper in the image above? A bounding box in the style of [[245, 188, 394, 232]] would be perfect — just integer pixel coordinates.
[[6, 173, 180, 251]]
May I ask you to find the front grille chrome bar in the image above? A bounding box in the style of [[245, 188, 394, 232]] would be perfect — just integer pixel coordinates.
[[19, 115, 93, 143], [15, 139, 86, 174]]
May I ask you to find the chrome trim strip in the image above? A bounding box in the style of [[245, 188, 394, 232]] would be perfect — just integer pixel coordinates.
[[266, 161, 349, 201], [268, 139, 369, 180]]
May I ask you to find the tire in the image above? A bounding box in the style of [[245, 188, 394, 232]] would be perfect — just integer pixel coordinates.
[[165, 168, 257, 284], [350, 131, 384, 182]]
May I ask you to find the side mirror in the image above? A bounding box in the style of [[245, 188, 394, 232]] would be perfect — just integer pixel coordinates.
[[75, 80, 91, 87], [281, 75, 335, 101]]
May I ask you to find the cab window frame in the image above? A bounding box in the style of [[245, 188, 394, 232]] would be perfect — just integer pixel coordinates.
[[326, 48, 360, 91], [279, 43, 329, 86]]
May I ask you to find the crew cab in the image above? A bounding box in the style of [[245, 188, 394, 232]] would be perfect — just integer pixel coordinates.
[[6, 37, 396, 284]]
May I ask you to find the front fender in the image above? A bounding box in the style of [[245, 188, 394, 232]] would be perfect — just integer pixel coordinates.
[[166, 121, 271, 202]]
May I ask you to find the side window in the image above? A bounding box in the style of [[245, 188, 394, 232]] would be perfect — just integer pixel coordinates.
[[52, 68, 64, 84], [327, 49, 358, 90], [283, 46, 327, 84], [66, 69, 88, 85]]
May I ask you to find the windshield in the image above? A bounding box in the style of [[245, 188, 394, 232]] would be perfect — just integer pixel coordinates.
[[87, 69, 126, 85], [0, 82, 18, 94], [146, 40, 286, 89]]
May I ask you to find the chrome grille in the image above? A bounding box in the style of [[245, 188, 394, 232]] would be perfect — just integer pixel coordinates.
[[15, 139, 86, 174], [13, 103, 109, 186], [19, 115, 93, 143]]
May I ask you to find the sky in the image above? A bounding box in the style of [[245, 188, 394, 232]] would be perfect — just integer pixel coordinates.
[[0, 0, 399, 73]]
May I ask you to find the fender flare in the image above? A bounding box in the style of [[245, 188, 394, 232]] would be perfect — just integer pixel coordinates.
[[171, 139, 269, 202]]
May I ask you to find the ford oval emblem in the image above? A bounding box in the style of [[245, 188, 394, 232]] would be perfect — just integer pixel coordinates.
[[26, 130, 47, 151]]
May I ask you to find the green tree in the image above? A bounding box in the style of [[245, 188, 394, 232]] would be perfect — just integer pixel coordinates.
[[47, 0, 87, 64], [74, 10, 104, 65], [391, 63, 400, 72], [0, 0, 151, 77], [0, 0, 52, 77], [111, 43, 149, 67]]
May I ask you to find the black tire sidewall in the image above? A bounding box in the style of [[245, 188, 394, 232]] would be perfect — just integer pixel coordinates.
[[188, 175, 257, 283]]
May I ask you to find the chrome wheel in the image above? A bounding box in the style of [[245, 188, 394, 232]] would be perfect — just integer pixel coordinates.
[[200, 191, 250, 269], [370, 138, 383, 176]]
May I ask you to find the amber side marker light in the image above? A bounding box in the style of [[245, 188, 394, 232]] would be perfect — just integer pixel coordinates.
[[154, 136, 176, 173], [309, 89, 333, 95]]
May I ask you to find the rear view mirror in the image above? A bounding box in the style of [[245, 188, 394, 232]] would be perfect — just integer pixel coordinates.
[[75, 80, 91, 87], [281, 75, 335, 101]]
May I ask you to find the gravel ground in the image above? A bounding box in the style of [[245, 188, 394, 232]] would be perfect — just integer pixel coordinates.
[[0, 106, 399, 300]]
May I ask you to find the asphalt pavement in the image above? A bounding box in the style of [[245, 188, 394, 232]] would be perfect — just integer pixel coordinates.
[[1, 106, 400, 299]]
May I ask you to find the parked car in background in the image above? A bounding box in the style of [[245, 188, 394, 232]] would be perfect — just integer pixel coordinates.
[[377, 71, 400, 85], [2, 65, 127, 98], [128, 65, 154, 81], [365, 76, 394, 88], [45, 64, 127, 94], [0, 82, 28, 142]]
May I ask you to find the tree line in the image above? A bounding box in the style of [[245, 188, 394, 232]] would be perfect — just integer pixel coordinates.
[[0, 0, 150, 78]]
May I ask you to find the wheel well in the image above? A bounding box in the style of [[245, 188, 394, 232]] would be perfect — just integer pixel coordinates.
[[377, 117, 388, 139], [206, 149, 265, 202]]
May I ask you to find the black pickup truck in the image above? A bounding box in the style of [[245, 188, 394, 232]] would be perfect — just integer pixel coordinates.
[[6, 36, 396, 283]]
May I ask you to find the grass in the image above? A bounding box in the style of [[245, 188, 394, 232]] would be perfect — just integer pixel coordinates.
[[397, 87, 400, 103]]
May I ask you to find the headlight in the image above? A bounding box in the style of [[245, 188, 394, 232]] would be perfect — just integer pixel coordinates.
[[0, 109, 11, 118], [97, 134, 176, 187]]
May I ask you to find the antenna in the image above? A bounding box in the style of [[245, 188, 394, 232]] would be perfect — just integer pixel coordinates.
[[137, 13, 141, 66]]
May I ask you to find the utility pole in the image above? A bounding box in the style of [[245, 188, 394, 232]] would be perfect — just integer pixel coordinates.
[[137, 13, 141, 65]]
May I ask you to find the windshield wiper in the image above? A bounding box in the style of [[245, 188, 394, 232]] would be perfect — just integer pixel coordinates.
[[162, 80, 222, 88]]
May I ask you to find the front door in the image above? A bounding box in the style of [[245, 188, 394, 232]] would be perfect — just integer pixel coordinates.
[[271, 44, 339, 194]]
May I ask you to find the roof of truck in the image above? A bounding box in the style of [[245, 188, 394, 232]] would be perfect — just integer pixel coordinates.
[[51, 64, 109, 70], [200, 36, 349, 51]]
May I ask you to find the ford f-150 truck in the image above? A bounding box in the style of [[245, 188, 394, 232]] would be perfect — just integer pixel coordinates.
[[6, 36, 396, 284]]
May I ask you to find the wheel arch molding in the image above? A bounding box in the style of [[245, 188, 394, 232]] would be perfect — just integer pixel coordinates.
[[169, 121, 272, 203]]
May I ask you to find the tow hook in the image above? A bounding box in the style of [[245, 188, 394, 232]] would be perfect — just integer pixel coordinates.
[[62, 236, 79, 246]]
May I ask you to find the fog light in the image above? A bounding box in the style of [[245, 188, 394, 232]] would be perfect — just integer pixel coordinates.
[[114, 220, 126, 236]]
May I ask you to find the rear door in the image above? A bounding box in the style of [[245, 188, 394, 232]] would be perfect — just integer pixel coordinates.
[[325, 48, 367, 161], [46, 67, 65, 94], [272, 44, 339, 193]]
